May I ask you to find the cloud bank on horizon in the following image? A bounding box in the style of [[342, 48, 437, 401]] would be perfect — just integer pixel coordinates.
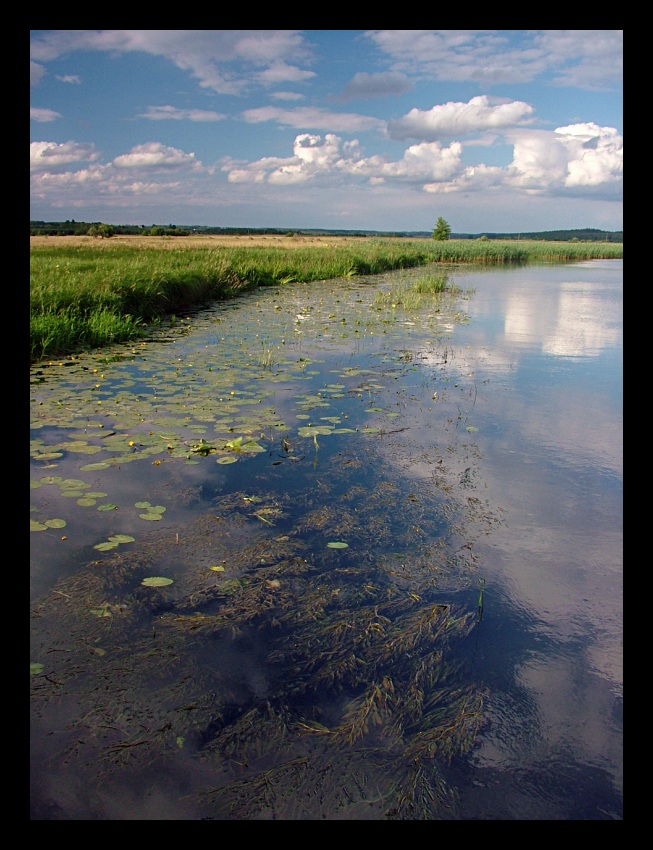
[[30, 30, 623, 233]]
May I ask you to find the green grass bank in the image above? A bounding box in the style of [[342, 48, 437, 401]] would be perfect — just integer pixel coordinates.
[[30, 237, 623, 364]]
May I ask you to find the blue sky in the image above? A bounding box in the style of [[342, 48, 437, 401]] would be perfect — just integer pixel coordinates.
[[30, 30, 623, 233]]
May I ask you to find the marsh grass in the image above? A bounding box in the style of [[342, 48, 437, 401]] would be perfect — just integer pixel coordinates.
[[373, 272, 458, 312], [30, 237, 622, 362]]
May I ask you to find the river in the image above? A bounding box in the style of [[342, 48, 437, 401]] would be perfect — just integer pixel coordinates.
[[30, 259, 622, 820]]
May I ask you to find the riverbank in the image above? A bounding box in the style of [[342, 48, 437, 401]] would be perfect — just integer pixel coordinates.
[[30, 236, 623, 363]]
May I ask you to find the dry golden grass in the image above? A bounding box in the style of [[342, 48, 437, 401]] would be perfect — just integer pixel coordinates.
[[29, 233, 417, 250]]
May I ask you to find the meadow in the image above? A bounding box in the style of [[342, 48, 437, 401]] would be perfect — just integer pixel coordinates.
[[30, 234, 623, 364]]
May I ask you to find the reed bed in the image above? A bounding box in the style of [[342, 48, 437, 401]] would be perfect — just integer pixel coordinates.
[[30, 237, 622, 363]]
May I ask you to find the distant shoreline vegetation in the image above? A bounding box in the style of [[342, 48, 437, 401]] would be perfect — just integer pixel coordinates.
[[29, 221, 623, 243]]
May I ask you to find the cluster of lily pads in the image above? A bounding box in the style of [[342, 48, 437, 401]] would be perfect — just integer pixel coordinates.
[[30, 271, 495, 819]]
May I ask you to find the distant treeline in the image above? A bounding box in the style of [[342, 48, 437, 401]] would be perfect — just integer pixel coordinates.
[[457, 228, 623, 243], [29, 221, 622, 243], [29, 221, 190, 237]]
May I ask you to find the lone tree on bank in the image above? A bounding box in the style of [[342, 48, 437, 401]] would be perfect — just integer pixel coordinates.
[[432, 217, 452, 241]]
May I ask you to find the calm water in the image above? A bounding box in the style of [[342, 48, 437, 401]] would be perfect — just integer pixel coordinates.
[[30, 259, 622, 820], [425, 260, 623, 819]]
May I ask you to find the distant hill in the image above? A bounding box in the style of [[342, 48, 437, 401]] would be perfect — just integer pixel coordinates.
[[30, 221, 622, 243]]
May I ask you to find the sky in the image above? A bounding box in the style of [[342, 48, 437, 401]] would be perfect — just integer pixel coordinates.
[[30, 30, 623, 234]]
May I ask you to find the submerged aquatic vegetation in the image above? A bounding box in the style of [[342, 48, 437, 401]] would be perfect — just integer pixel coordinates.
[[31, 466, 490, 819], [30, 267, 501, 819]]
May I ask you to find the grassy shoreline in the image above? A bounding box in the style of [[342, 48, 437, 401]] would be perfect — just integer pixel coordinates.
[[30, 235, 623, 364]]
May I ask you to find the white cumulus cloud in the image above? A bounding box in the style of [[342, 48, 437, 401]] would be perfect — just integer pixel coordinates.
[[388, 96, 535, 141], [555, 124, 622, 188], [380, 141, 463, 181], [30, 140, 99, 171], [507, 124, 622, 194], [112, 142, 201, 170]]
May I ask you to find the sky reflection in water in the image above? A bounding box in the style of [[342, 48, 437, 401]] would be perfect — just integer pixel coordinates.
[[30, 260, 622, 819], [431, 260, 622, 819]]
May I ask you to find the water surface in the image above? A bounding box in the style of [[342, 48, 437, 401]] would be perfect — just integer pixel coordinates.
[[424, 261, 623, 819], [30, 260, 622, 820]]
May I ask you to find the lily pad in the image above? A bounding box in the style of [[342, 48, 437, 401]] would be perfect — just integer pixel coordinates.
[[135, 502, 166, 518], [298, 426, 333, 437], [141, 576, 174, 587], [239, 441, 266, 453], [190, 439, 217, 456], [327, 541, 349, 549]]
